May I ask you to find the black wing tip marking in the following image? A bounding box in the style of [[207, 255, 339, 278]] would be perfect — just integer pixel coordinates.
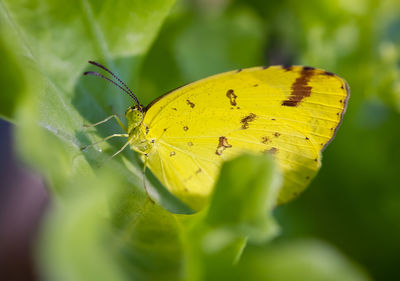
[[322, 79, 350, 151]]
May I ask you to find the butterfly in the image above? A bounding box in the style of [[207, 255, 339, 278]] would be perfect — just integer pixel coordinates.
[[83, 61, 349, 210]]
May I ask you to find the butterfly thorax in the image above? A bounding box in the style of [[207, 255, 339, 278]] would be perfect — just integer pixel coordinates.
[[125, 106, 153, 154]]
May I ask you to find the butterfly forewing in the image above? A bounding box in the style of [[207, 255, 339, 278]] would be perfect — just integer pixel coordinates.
[[143, 65, 349, 210]]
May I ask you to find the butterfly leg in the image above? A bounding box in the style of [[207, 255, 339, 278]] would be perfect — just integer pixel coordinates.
[[81, 133, 129, 151], [109, 140, 131, 158], [84, 114, 127, 132], [95, 139, 132, 167]]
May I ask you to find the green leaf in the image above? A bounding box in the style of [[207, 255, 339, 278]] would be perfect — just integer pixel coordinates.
[[0, 4, 29, 121], [39, 167, 183, 281], [234, 240, 372, 281], [0, 1, 196, 280], [1, 0, 183, 209], [174, 6, 265, 81], [1, 0, 175, 137], [205, 153, 282, 243], [180, 154, 282, 281]]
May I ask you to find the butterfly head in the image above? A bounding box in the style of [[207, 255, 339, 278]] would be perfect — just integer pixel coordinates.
[[125, 105, 144, 129], [125, 104, 153, 154]]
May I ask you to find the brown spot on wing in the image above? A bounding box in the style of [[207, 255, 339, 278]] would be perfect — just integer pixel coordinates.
[[261, 136, 269, 144], [282, 67, 315, 107], [274, 132, 281, 137], [196, 168, 202, 174], [241, 113, 257, 129], [183, 126, 188, 131], [170, 151, 175, 157], [236, 69, 242, 73], [226, 89, 237, 106], [188, 142, 193, 146], [186, 99, 195, 108], [264, 147, 278, 154], [282, 65, 293, 71], [216, 136, 232, 155]]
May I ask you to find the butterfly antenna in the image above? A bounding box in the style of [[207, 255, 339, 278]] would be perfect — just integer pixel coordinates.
[[85, 61, 142, 109], [88, 61, 136, 97], [83, 71, 138, 102]]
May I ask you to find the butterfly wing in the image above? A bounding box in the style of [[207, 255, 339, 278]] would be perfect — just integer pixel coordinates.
[[143, 66, 349, 210]]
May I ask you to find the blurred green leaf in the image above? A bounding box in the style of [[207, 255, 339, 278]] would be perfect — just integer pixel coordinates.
[[38, 153, 282, 281], [234, 240, 372, 281], [174, 6, 265, 81], [180, 154, 281, 281], [39, 167, 183, 281], [0, 6, 27, 121], [1, 0, 182, 208], [138, 4, 265, 105], [205, 154, 281, 243], [0, 0, 198, 280]]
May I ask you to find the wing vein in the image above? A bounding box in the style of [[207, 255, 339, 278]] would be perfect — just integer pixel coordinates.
[[158, 140, 220, 165]]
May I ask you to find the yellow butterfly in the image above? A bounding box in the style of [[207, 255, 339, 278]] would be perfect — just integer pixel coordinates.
[[84, 61, 349, 210]]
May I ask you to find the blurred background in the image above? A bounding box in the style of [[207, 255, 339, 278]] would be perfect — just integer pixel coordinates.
[[1, 0, 399, 280]]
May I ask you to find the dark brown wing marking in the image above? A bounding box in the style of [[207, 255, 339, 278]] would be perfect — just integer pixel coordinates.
[[282, 67, 314, 107], [216, 136, 232, 155], [226, 89, 238, 106], [261, 136, 269, 144], [186, 99, 195, 108], [241, 113, 257, 129]]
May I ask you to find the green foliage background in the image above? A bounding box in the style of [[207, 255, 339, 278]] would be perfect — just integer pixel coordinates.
[[1, 0, 399, 280]]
